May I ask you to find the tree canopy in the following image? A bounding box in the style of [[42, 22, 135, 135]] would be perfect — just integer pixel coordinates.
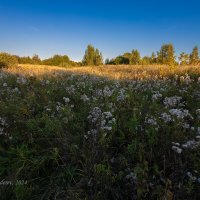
[[82, 45, 103, 66], [189, 46, 199, 65], [0, 52, 18, 68]]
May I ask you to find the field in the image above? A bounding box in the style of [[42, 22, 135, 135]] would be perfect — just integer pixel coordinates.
[[0, 64, 200, 199]]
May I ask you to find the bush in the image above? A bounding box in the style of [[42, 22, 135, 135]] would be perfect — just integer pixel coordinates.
[[0, 52, 18, 69]]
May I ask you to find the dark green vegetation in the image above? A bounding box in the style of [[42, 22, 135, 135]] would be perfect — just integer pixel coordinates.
[[0, 44, 199, 68], [82, 45, 103, 66], [0, 68, 200, 199], [106, 45, 199, 66]]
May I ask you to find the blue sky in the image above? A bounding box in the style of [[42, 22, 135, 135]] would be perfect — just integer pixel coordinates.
[[0, 0, 200, 61]]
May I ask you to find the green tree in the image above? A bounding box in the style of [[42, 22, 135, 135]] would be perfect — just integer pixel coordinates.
[[123, 52, 131, 64], [43, 55, 71, 66], [0, 52, 18, 68], [105, 58, 110, 65], [179, 52, 189, 65], [82, 45, 103, 66], [141, 56, 151, 65], [18, 56, 33, 64], [114, 56, 129, 65], [158, 44, 175, 66], [189, 46, 199, 65], [32, 54, 41, 65], [150, 52, 157, 64], [130, 49, 141, 65], [94, 49, 103, 66]]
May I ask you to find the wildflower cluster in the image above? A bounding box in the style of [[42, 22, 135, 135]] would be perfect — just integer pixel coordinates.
[[0, 117, 7, 136], [86, 107, 116, 139]]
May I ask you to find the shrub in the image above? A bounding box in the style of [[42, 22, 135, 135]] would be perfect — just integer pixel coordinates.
[[0, 52, 18, 69]]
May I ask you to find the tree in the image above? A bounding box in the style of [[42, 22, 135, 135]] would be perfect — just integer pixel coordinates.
[[94, 49, 103, 66], [141, 56, 151, 65], [130, 49, 140, 65], [82, 45, 103, 66], [32, 54, 41, 65], [158, 44, 175, 66], [0, 52, 18, 68], [189, 46, 199, 65], [114, 56, 129, 65], [179, 52, 189, 65], [105, 58, 110, 65], [18, 56, 33, 64], [43, 55, 71, 67], [150, 52, 157, 64], [123, 52, 131, 64]]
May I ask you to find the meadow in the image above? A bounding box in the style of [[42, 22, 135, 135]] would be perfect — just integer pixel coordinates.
[[0, 64, 200, 199]]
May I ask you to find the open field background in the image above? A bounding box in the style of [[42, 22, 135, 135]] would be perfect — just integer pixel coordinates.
[[6, 64, 200, 79], [0, 64, 200, 199]]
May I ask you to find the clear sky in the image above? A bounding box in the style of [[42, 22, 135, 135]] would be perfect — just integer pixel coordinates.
[[0, 0, 200, 61]]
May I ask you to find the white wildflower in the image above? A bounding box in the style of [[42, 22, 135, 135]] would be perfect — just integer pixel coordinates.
[[0, 117, 8, 136], [145, 116, 157, 126], [182, 123, 190, 129], [180, 74, 193, 85], [12, 87, 20, 93], [191, 126, 195, 131], [196, 109, 200, 119], [80, 94, 90, 102], [126, 172, 136, 181], [87, 107, 115, 138], [63, 97, 70, 103], [182, 140, 200, 149], [187, 172, 197, 181], [103, 86, 113, 97], [172, 142, 180, 146], [66, 85, 75, 94], [152, 92, 162, 101], [196, 109, 200, 115], [17, 77, 27, 84], [45, 80, 50, 85], [163, 96, 183, 108], [172, 146, 182, 154], [196, 136, 200, 140], [197, 127, 200, 134], [160, 113, 172, 123], [169, 109, 192, 120], [3, 83, 7, 87], [117, 88, 126, 102], [0, 128, 4, 135]]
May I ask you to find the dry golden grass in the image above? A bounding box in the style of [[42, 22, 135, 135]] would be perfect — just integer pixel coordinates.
[[3, 64, 200, 80]]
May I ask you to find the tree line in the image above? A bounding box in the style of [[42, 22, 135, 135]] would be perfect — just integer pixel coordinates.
[[0, 44, 199, 68], [106, 44, 199, 66]]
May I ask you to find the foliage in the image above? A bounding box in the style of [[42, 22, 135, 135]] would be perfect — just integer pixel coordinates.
[[130, 49, 141, 65], [43, 54, 70, 66], [0, 53, 18, 69], [17, 56, 33, 64], [16, 53, 80, 67], [32, 54, 41, 65], [190, 46, 199, 65], [179, 52, 189, 65], [157, 44, 176, 66], [82, 45, 103, 66]]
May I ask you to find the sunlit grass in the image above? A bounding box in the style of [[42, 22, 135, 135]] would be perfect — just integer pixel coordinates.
[[4, 64, 200, 80]]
